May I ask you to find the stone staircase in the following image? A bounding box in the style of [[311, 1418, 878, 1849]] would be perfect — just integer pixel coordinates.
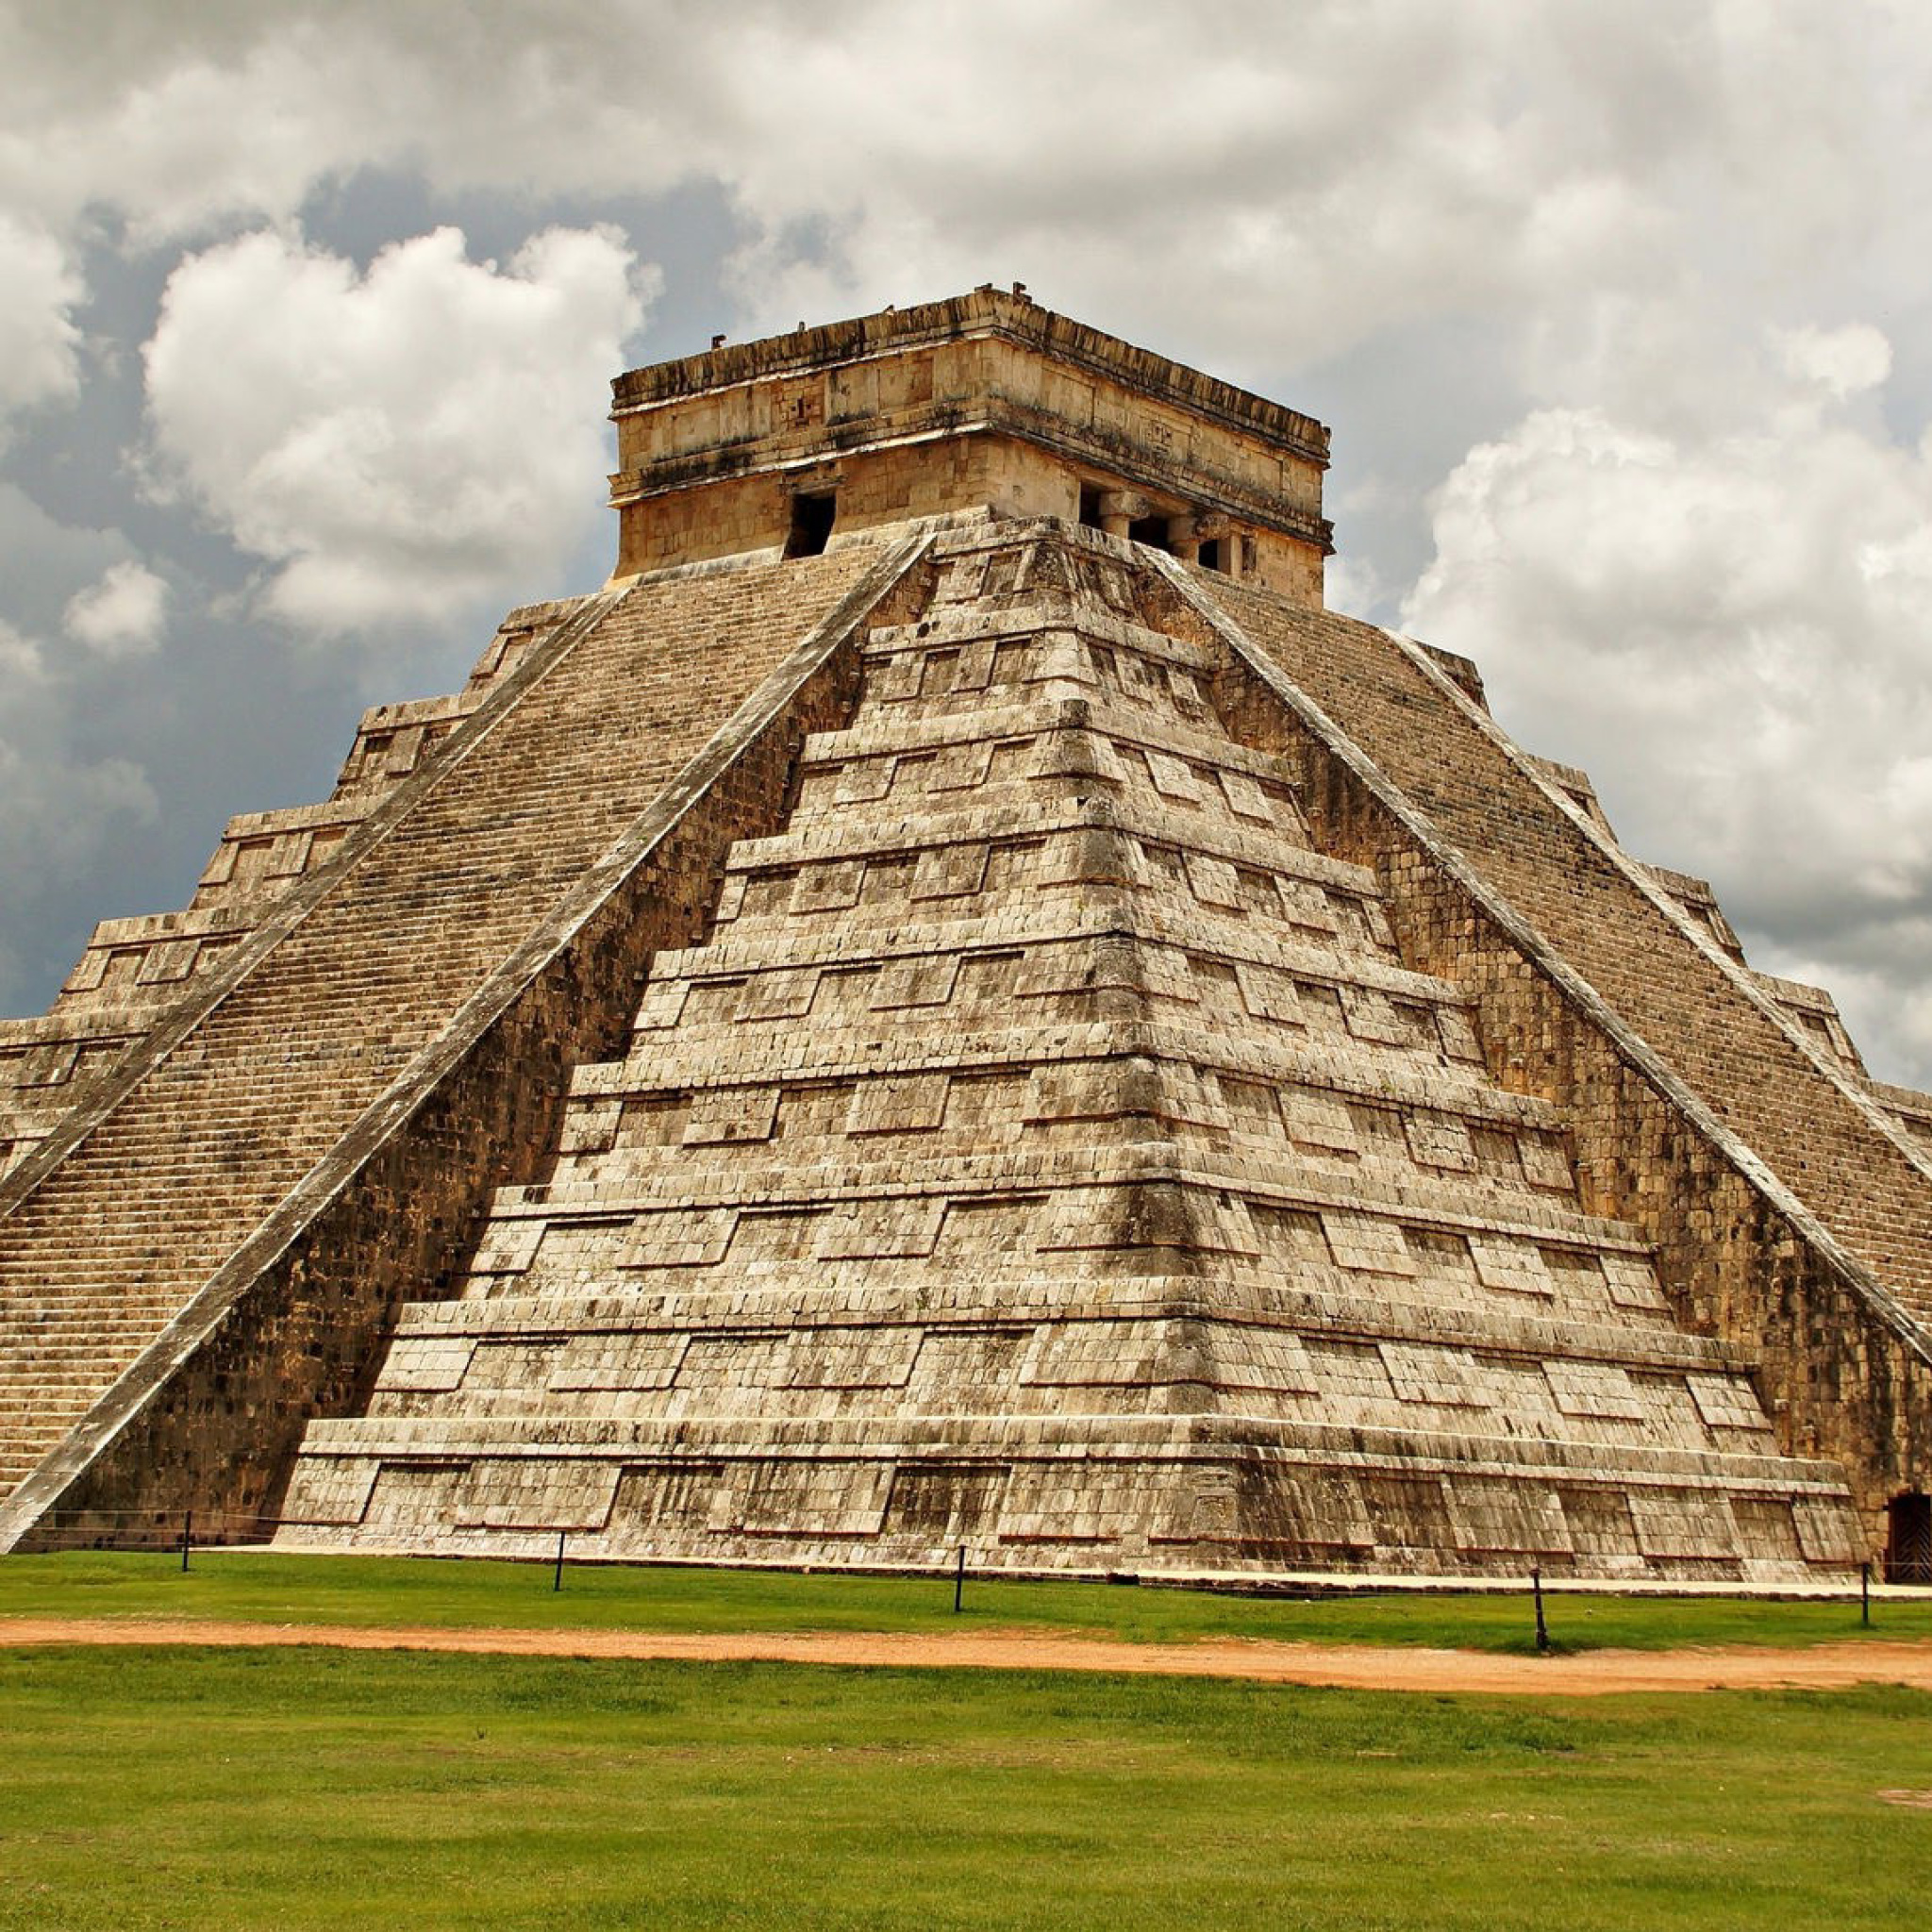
[[7, 509, 1921, 1571], [0, 541, 907, 1535], [0, 599, 580, 1185]]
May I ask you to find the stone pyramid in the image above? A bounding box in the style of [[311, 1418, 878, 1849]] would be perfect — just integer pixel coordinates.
[[3, 288, 1928, 1583]]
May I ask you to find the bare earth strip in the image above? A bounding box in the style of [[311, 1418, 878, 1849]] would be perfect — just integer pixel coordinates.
[[5, 1617, 1932, 1694]]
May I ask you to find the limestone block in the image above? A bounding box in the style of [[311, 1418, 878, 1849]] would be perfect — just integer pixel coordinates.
[[1793, 1496, 1864, 1564], [1001, 1464, 1127, 1542], [1212, 1326, 1321, 1393], [811, 1197, 947, 1260], [1276, 877, 1340, 935], [1340, 986, 1413, 1045], [1558, 1488, 1641, 1560], [884, 1462, 1012, 1540], [1629, 1491, 1739, 1560], [783, 1327, 924, 1390], [631, 980, 691, 1031], [1687, 1374, 1774, 1433], [1380, 1342, 1489, 1408], [1361, 1473, 1453, 1550], [1405, 1112, 1477, 1172], [871, 956, 961, 1009], [1282, 1088, 1359, 1154], [1449, 1476, 1573, 1556], [1025, 1064, 1122, 1124], [471, 1221, 544, 1277], [558, 1100, 623, 1156], [1233, 960, 1302, 1023], [928, 740, 998, 792], [1601, 1253, 1670, 1310], [846, 1074, 950, 1136], [281, 1457, 380, 1527], [732, 1461, 894, 1537], [792, 860, 866, 912], [625, 1208, 736, 1269], [547, 1331, 687, 1392], [912, 843, 990, 900], [1434, 1006, 1487, 1064], [1022, 1320, 1176, 1388], [381, 1338, 479, 1393], [1142, 749, 1207, 804], [683, 1086, 781, 1145], [1323, 1210, 1418, 1276], [833, 756, 898, 805], [1517, 1133, 1574, 1191], [455, 1460, 621, 1532], [1543, 1361, 1646, 1421], [1467, 1235, 1555, 1298]]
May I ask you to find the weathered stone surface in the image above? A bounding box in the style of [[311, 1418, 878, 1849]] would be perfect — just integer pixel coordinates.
[[277, 521, 1867, 1582], [3, 291, 1925, 1582], [1191, 574, 1932, 1548]]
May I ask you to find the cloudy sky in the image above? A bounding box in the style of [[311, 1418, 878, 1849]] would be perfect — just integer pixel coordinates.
[[6, 2, 1932, 1084]]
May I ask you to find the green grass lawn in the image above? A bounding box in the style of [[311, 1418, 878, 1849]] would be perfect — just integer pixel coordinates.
[[0, 1549, 1925, 1654], [2, 1645, 1928, 1930]]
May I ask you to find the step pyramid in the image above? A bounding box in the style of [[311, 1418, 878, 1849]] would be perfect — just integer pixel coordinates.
[[3, 288, 1927, 1580], [277, 522, 1861, 1582]]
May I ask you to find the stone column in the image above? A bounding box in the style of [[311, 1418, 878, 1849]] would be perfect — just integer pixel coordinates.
[[1196, 513, 1241, 580], [1097, 489, 1150, 541], [1166, 513, 1199, 562]]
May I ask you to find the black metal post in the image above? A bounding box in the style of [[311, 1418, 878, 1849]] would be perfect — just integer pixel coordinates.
[[1532, 1567, 1549, 1653], [1862, 1560, 1872, 1627], [180, 1510, 192, 1574], [954, 1543, 966, 1614], [554, 1530, 566, 1592]]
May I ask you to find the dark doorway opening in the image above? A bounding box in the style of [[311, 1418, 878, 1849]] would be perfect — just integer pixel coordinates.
[[785, 491, 837, 558], [1078, 486, 1105, 531], [1127, 514, 1171, 552], [1887, 1491, 1932, 1581], [1199, 538, 1224, 572]]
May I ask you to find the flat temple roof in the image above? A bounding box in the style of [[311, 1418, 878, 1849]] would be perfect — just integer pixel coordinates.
[[611, 286, 1330, 471]]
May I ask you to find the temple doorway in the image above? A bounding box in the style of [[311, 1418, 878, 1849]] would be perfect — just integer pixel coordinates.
[[1886, 1492, 1932, 1581]]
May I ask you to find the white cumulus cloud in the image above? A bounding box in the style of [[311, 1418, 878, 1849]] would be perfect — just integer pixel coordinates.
[[141, 224, 658, 638], [0, 730, 156, 889], [0, 616, 44, 682], [0, 2, 1904, 391], [0, 216, 82, 431], [62, 558, 168, 658], [0, 0, 1930, 1078], [1403, 325, 1932, 1083], [1774, 322, 1893, 399]]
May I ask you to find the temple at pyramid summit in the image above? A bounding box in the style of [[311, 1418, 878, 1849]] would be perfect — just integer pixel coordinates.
[[5, 284, 1932, 1584]]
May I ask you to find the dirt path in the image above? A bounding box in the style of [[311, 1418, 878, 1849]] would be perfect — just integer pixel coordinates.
[[5, 1616, 1932, 1694]]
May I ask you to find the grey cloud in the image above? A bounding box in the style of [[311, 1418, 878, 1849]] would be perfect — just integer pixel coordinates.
[[2, 0, 1931, 1102]]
